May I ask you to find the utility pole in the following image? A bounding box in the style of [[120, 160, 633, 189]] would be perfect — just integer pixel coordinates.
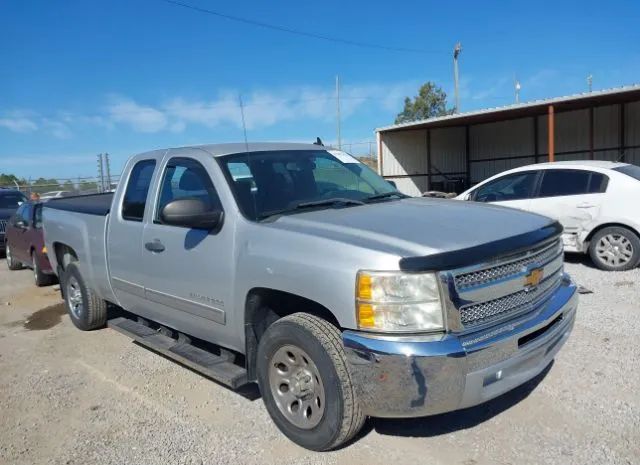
[[514, 76, 521, 104], [335, 75, 342, 149], [453, 42, 462, 113], [587, 74, 593, 92], [97, 153, 104, 193], [104, 153, 112, 191]]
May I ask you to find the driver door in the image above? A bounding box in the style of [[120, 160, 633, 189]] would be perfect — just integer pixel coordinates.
[[472, 170, 540, 212]]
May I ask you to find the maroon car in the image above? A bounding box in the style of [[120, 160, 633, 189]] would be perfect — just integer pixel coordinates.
[[5, 202, 56, 286]]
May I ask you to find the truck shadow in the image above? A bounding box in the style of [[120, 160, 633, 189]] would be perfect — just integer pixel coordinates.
[[367, 361, 553, 439]]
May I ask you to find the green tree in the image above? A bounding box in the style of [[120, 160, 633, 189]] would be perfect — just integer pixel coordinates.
[[394, 82, 454, 124]]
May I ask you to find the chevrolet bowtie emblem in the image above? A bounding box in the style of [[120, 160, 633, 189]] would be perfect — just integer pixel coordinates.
[[524, 267, 544, 290]]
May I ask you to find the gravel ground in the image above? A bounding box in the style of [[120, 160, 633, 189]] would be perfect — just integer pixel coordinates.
[[0, 256, 638, 465]]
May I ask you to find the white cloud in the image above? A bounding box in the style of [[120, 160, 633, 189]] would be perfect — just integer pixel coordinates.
[[43, 118, 73, 139], [107, 97, 168, 133], [0, 116, 38, 133]]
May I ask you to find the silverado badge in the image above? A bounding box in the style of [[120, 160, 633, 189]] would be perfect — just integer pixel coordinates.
[[524, 267, 544, 291]]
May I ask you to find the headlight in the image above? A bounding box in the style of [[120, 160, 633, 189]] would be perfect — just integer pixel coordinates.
[[356, 271, 444, 332]]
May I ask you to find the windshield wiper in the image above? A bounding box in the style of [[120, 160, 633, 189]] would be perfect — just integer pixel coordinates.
[[365, 191, 408, 202], [259, 198, 364, 220]]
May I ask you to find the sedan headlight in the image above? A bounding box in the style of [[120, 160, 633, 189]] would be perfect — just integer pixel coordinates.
[[355, 271, 444, 332]]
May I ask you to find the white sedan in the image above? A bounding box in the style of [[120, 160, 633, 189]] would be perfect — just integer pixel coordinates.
[[457, 160, 640, 271]]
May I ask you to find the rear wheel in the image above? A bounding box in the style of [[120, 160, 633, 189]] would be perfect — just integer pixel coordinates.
[[589, 226, 640, 271], [63, 262, 107, 330], [5, 243, 22, 270], [257, 313, 365, 451]]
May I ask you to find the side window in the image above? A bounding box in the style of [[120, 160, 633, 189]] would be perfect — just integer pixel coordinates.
[[538, 170, 595, 197], [587, 172, 608, 193], [33, 204, 43, 229], [474, 172, 538, 202], [21, 204, 32, 226], [11, 205, 26, 226], [156, 158, 222, 223], [122, 159, 156, 221]]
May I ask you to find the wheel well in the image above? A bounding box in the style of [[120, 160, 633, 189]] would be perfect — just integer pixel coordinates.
[[585, 223, 640, 245], [53, 243, 78, 271], [244, 288, 341, 381]]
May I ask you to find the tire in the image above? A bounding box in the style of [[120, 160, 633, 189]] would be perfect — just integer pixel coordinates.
[[32, 251, 51, 287], [256, 313, 365, 451], [589, 226, 640, 271], [63, 262, 107, 330], [5, 243, 22, 270]]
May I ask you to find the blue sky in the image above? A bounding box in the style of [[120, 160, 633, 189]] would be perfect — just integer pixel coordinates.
[[1, 0, 639, 180]]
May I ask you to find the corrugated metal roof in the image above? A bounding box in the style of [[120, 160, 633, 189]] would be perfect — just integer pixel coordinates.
[[377, 83, 640, 133]]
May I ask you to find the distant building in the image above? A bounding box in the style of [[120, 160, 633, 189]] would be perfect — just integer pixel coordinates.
[[376, 85, 640, 195]]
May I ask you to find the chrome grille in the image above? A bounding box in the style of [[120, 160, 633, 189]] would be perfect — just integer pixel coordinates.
[[449, 238, 564, 329], [0, 219, 7, 235], [459, 268, 563, 326], [455, 239, 562, 290]]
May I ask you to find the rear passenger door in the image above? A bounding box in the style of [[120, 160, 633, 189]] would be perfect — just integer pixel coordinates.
[[140, 150, 236, 349], [529, 169, 608, 248], [107, 156, 160, 316]]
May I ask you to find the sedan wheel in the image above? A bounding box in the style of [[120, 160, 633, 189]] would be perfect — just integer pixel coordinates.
[[589, 226, 640, 271], [6, 244, 22, 270]]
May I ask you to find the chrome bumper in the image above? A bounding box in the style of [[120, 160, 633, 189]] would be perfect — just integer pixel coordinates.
[[343, 273, 578, 418]]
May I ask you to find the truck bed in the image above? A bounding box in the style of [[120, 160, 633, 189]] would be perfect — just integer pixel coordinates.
[[44, 193, 114, 216]]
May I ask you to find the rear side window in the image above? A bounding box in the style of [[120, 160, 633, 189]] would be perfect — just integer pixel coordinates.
[[156, 158, 222, 223], [538, 169, 608, 197], [122, 160, 156, 221], [34, 204, 43, 228]]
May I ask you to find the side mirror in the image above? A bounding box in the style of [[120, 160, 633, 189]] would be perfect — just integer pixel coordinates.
[[160, 199, 223, 230], [387, 180, 397, 189]]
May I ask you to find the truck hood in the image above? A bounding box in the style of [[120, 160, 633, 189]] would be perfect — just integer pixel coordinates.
[[263, 197, 559, 268]]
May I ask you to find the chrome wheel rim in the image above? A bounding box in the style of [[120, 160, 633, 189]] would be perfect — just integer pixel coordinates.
[[66, 276, 84, 319], [268, 345, 325, 429], [596, 234, 634, 267]]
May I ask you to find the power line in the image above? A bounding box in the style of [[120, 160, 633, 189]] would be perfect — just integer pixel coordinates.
[[160, 0, 438, 54]]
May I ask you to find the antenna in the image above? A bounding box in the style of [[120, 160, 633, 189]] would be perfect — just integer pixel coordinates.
[[336, 75, 342, 149]]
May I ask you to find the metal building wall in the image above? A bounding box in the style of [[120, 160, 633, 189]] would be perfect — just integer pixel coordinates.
[[469, 118, 535, 182], [626, 101, 640, 165], [380, 129, 427, 196], [379, 97, 640, 196]]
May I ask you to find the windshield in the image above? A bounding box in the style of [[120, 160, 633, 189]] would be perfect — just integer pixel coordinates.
[[613, 164, 640, 181], [219, 150, 398, 220], [0, 192, 27, 209]]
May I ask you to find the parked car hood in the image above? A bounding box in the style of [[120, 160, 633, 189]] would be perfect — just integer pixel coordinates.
[[264, 197, 557, 262]]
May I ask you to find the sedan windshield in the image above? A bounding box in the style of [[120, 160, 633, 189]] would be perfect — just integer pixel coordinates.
[[219, 150, 400, 220], [0, 192, 27, 209]]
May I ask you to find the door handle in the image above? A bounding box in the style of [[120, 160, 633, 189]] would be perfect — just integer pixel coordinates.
[[576, 203, 595, 208], [145, 240, 165, 253]]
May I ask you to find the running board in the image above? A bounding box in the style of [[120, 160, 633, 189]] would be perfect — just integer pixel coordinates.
[[108, 317, 248, 389]]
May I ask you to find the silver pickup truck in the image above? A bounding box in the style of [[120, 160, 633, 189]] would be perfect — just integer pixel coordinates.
[[43, 142, 578, 451]]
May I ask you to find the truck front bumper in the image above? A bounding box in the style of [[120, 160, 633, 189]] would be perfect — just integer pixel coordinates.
[[343, 274, 577, 418]]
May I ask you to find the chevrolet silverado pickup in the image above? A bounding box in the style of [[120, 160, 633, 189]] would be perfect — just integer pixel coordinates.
[[43, 143, 578, 451]]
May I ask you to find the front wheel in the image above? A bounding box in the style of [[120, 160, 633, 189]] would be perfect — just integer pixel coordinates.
[[589, 226, 640, 271], [257, 313, 365, 451]]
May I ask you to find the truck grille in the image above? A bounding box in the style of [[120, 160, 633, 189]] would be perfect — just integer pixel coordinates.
[[0, 219, 7, 235], [449, 239, 564, 329]]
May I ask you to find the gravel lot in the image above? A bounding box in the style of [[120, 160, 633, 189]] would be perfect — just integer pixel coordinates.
[[0, 256, 638, 465]]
